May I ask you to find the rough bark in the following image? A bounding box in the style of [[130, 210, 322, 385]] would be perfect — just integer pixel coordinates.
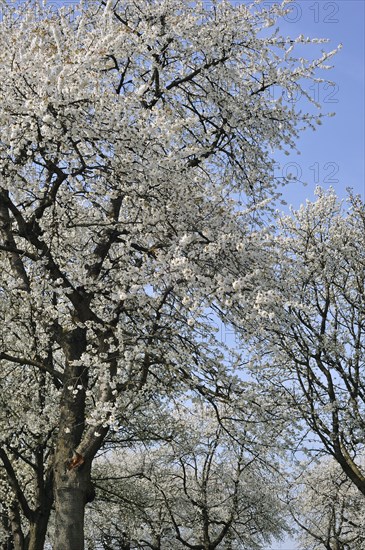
[[53, 327, 94, 550], [53, 465, 93, 550]]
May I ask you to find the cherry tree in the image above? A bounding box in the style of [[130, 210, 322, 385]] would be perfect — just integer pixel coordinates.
[[290, 457, 365, 550], [243, 189, 365, 495], [0, 0, 337, 547], [85, 402, 288, 550], [0, 352, 58, 549]]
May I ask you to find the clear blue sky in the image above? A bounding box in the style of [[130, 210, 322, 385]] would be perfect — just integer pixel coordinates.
[[270, 0, 365, 213]]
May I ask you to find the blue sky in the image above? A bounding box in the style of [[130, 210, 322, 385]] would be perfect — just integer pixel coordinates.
[[271, 0, 365, 213]]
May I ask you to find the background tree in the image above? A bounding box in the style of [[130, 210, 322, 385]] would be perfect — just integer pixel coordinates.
[[243, 189, 365, 495], [0, 335, 57, 549], [86, 402, 288, 550], [289, 456, 365, 550], [0, 0, 337, 547]]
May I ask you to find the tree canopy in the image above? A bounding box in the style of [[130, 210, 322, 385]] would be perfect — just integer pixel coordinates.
[[244, 189, 365, 495]]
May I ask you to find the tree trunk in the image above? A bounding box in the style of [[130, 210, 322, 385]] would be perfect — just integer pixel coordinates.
[[53, 464, 94, 550], [26, 487, 53, 550], [53, 327, 93, 550], [26, 516, 50, 550], [25, 440, 54, 550]]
